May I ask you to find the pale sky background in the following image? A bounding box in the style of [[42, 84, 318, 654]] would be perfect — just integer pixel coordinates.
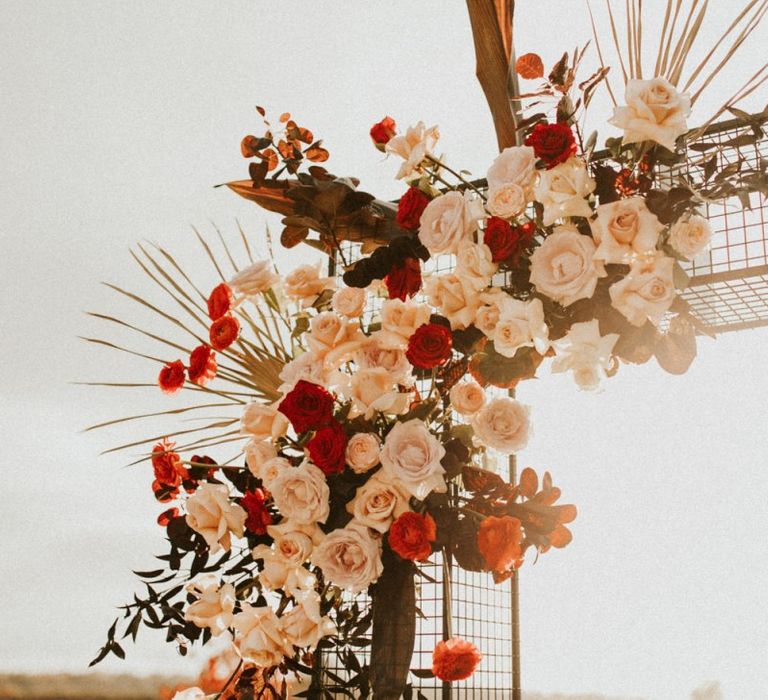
[[1, 2, 767, 699]]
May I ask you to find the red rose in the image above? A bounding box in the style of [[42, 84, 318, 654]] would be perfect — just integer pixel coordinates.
[[396, 187, 430, 229], [406, 323, 453, 369], [207, 283, 234, 321], [158, 360, 186, 394], [477, 515, 523, 574], [242, 489, 273, 535], [278, 379, 335, 434], [307, 420, 348, 475], [188, 345, 217, 386], [524, 121, 577, 169], [385, 257, 422, 301], [388, 511, 437, 561], [209, 314, 240, 351], [370, 116, 397, 148], [432, 637, 482, 682], [483, 217, 535, 265]]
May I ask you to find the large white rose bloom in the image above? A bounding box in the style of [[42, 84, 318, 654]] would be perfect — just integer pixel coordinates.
[[184, 575, 236, 637], [418, 190, 482, 255], [609, 251, 676, 326], [281, 590, 337, 650], [354, 333, 413, 385], [311, 522, 384, 593], [378, 297, 431, 349], [251, 543, 317, 596], [283, 262, 336, 307], [228, 259, 279, 296], [423, 273, 480, 330], [471, 397, 531, 455], [233, 603, 294, 667], [668, 214, 712, 260], [385, 121, 439, 180], [492, 297, 550, 358], [186, 483, 246, 554], [552, 319, 620, 390], [240, 401, 289, 441], [454, 240, 498, 291], [347, 472, 410, 534], [449, 379, 486, 416], [486, 145, 537, 190], [534, 157, 595, 226], [591, 196, 664, 264], [270, 461, 330, 525]]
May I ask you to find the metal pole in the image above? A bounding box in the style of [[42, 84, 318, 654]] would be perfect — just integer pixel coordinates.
[[508, 388, 521, 700]]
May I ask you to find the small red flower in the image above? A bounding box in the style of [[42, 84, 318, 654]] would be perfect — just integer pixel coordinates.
[[207, 283, 234, 321], [307, 420, 348, 475], [188, 345, 217, 386], [406, 323, 453, 370], [385, 257, 422, 301], [151, 438, 189, 490], [278, 379, 335, 434], [396, 187, 431, 230], [157, 507, 179, 527], [158, 360, 186, 394], [477, 515, 524, 574], [388, 512, 437, 561], [432, 637, 482, 682], [524, 121, 577, 169], [370, 116, 397, 148], [209, 314, 240, 351], [483, 217, 535, 265], [242, 489, 273, 535]]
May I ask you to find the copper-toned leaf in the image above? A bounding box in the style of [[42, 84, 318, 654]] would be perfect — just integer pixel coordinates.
[[279, 112, 291, 123], [305, 144, 330, 163], [257, 148, 279, 172], [240, 135, 258, 158], [519, 467, 538, 499], [555, 504, 577, 524], [277, 139, 301, 162], [285, 120, 314, 145], [534, 486, 561, 506], [308, 165, 333, 181], [548, 525, 573, 549], [516, 52, 545, 79], [225, 180, 295, 215], [248, 161, 268, 187], [542, 470, 553, 491], [255, 105, 266, 117], [280, 225, 309, 249], [462, 465, 505, 493]]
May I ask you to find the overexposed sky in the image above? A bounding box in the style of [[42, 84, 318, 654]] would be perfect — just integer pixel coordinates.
[[1, 2, 767, 698]]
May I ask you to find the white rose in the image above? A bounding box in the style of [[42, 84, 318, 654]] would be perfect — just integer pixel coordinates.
[[471, 397, 531, 454], [534, 157, 595, 226], [487, 183, 528, 219], [449, 380, 486, 416], [281, 591, 337, 650], [184, 575, 236, 637], [492, 297, 550, 358], [251, 544, 317, 596], [474, 288, 508, 337], [378, 297, 431, 349], [233, 603, 293, 667], [552, 319, 620, 391], [455, 241, 498, 291], [668, 214, 711, 260], [245, 439, 278, 478], [385, 121, 439, 180], [283, 263, 336, 307], [591, 196, 664, 264], [418, 191, 481, 255], [241, 401, 289, 441], [278, 352, 328, 394], [486, 145, 537, 190], [354, 333, 412, 385], [610, 77, 691, 152], [267, 521, 323, 565], [380, 418, 447, 500], [345, 433, 382, 474], [186, 483, 246, 554], [257, 456, 292, 491], [172, 689, 205, 700], [344, 367, 411, 419], [332, 286, 367, 318], [311, 522, 383, 593], [229, 259, 279, 296], [529, 224, 605, 306], [307, 312, 364, 362], [347, 473, 410, 534], [270, 461, 330, 525], [424, 273, 480, 330], [609, 251, 676, 326]]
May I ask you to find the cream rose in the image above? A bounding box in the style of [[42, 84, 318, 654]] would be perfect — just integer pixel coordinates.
[[186, 483, 246, 554], [552, 319, 620, 391], [345, 433, 382, 474], [331, 286, 367, 318], [229, 259, 279, 296], [471, 397, 531, 455], [609, 251, 676, 326], [278, 351, 328, 394], [449, 380, 486, 416], [534, 157, 595, 226], [267, 521, 323, 564], [473, 288, 508, 337], [492, 297, 550, 358], [251, 543, 317, 595], [380, 418, 447, 500], [487, 183, 528, 219], [283, 263, 336, 307], [418, 190, 482, 255], [345, 367, 411, 419], [668, 214, 712, 260], [307, 312, 364, 362], [610, 77, 691, 152], [245, 439, 278, 478], [455, 241, 498, 291], [529, 224, 605, 306], [486, 145, 537, 190], [233, 603, 294, 667], [270, 461, 330, 525], [347, 473, 410, 533], [257, 456, 292, 491], [591, 196, 664, 264], [241, 401, 289, 441], [423, 273, 480, 330], [378, 297, 431, 349], [184, 575, 236, 637], [354, 333, 412, 385], [311, 522, 383, 593], [281, 591, 337, 650], [385, 121, 439, 180]]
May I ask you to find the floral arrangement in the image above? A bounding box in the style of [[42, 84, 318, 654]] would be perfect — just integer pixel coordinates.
[[88, 3, 768, 698]]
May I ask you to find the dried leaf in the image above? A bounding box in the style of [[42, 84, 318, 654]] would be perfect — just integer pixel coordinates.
[[306, 144, 330, 163], [280, 225, 309, 249], [516, 52, 544, 79]]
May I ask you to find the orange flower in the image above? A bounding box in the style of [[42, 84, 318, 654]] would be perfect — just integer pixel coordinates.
[[188, 345, 217, 386], [207, 283, 234, 321], [432, 637, 482, 682], [210, 314, 240, 351], [477, 515, 523, 573], [388, 511, 437, 561], [158, 360, 185, 394]]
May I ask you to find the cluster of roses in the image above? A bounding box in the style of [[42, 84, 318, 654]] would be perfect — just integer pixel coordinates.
[[366, 75, 712, 391]]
